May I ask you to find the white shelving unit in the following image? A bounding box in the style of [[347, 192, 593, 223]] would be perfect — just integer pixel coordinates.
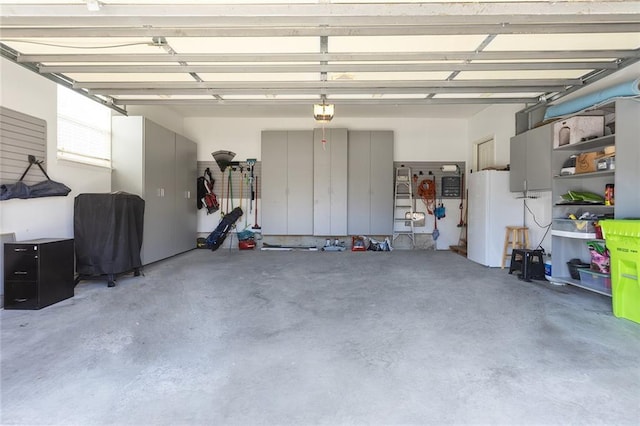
[[549, 107, 616, 296]]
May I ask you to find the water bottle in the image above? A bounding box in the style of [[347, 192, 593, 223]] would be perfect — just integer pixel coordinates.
[[544, 254, 553, 281]]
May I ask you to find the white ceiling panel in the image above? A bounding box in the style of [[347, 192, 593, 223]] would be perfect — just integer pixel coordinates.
[[486, 33, 640, 51], [434, 92, 542, 99], [329, 35, 487, 53], [455, 70, 591, 80], [199, 72, 319, 82], [328, 71, 451, 81], [66, 73, 196, 82], [166, 37, 320, 54]]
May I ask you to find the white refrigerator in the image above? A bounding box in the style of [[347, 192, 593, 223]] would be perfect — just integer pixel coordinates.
[[467, 170, 524, 267]]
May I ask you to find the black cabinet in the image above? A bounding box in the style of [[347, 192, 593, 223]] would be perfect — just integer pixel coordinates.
[[3, 238, 74, 309]]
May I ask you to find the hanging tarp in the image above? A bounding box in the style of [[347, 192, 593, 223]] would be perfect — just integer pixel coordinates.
[[0, 155, 71, 200]]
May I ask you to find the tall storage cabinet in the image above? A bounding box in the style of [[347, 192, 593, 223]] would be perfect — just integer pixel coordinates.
[[313, 128, 348, 236], [112, 117, 197, 265], [347, 130, 394, 235], [175, 134, 198, 253], [261, 130, 314, 235]]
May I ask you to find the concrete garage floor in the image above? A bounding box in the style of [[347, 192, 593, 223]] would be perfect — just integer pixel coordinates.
[[2, 250, 640, 425]]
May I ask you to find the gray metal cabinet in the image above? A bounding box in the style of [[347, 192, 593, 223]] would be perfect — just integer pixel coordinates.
[[143, 120, 176, 263], [509, 132, 527, 193], [261, 130, 314, 235], [313, 128, 348, 236], [509, 123, 552, 192], [348, 130, 394, 235], [175, 134, 198, 254], [112, 116, 197, 265], [614, 98, 640, 219]]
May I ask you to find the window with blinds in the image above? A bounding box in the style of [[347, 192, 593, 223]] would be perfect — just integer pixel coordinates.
[[57, 86, 111, 168]]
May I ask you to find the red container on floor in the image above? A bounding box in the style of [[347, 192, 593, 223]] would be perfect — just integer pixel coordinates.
[[238, 240, 256, 250]]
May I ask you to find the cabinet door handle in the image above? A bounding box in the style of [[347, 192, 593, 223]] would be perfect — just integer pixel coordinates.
[[13, 271, 28, 275], [13, 248, 27, 252], [157, 188, 162, 197]]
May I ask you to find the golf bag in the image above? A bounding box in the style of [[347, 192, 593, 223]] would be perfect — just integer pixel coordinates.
[[206, 207, 243, 251]]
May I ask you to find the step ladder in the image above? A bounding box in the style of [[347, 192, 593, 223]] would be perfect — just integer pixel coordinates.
[[392, 167, 416, 248]]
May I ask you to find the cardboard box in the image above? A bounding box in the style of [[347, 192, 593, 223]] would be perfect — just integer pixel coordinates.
[[553, 116, 604, 148], [575, 151, 601, 174]]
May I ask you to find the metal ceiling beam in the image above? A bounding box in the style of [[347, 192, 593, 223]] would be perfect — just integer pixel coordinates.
[[37, 61, 617, 74], [111, 97, 538, 107], [2, 23, 639, 37], [18, 50, 640, 64], [2, 2, 639, 25], [86, 86, 558, 96], [74, 79, 582, 90]]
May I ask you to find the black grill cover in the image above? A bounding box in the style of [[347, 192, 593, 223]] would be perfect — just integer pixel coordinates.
[[74, 193, 145, 276]]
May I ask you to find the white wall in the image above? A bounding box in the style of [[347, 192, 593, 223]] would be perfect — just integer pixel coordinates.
[[467, 104, 524, 171], [0, 58, 112, 240], [184, 115, 469, 250]]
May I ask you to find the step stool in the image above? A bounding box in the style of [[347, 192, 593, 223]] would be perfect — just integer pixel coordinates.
[[502, 226, 529, 269], [508, 249, 545, 282]]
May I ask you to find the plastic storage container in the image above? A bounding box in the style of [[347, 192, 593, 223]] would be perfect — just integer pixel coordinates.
[[577, 268, 612, 295], [600, 220, 640, 324], [553, 219, 597, 234], [567, 259, 590, 279]]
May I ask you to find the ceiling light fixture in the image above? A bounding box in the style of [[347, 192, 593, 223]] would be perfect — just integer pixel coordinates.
[[86, 0, 102, 12], [313, 97, 335, 123]]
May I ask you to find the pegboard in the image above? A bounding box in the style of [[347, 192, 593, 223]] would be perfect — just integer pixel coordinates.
[[197, 160, 261, 201], [393, 161, 465, 199]]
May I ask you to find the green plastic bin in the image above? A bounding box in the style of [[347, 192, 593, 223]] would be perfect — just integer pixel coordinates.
[[600, 220, 640, 324]]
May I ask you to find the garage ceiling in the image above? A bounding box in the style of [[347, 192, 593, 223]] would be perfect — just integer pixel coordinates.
[[1, 1, 639, 118]]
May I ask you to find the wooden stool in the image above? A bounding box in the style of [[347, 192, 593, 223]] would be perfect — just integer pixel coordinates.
[[502, 226, 529, 269]]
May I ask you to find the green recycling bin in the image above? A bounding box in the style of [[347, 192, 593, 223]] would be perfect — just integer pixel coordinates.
[[600, 220, 640, 324]]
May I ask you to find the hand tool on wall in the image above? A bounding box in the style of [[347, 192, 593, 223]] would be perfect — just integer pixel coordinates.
[[458, 171, 466, 227], [228, 167, 234, 210], [247, 158, 256, 215], [252, 176, 261, 230], [238, 165, 244, 221], [432, 178, 440, 240], [220, 168, 226, 216]]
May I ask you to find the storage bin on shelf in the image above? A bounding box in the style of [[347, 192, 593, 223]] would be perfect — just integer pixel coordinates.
[[552, 219, 597, 238], [577, 268, 612, 295], [600, 220, 640, 324], [567, 258, 590, 279]]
